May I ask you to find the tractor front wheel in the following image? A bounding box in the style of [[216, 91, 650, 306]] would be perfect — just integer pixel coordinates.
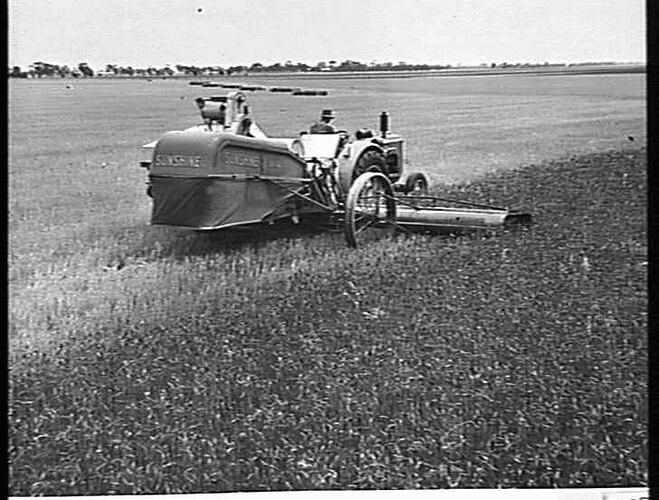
[[344, 172, 397, 248], [404, 172, 429, 196]]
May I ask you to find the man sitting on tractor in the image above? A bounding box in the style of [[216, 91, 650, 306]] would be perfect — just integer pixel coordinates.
[[310, 109, 337, 134]]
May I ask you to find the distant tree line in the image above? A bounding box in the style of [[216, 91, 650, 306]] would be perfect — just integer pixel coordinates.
[[8, 59, 458, 78], [12, 59, 618, 79], [246, 60, 453, 73], [8, 61, 95, 78]]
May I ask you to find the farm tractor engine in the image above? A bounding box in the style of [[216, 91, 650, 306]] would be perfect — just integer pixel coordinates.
[[288, 110, 425, 195], [139, 91, 530, 247]]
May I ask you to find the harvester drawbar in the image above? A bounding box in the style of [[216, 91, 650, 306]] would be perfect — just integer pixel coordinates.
[[139, 91, 531, 247]]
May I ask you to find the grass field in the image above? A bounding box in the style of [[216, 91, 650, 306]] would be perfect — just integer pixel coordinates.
[[8, 74, 647, 493]]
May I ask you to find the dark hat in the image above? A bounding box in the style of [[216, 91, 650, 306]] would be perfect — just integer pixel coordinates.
[[321, 109, 335, 119]]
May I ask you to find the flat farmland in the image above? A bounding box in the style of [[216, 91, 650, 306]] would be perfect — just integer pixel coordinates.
[[248, 73, 646, 182], [8, 74, 646, 493]]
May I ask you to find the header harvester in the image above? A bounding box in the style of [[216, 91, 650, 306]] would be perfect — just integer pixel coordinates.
[[139, 91, 531, 247]]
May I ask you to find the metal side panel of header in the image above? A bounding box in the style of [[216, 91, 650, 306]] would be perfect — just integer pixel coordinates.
[[150, 129, 307, 179]]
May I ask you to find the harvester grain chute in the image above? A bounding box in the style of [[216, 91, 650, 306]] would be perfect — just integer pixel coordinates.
[[139, 91, 531, 247]]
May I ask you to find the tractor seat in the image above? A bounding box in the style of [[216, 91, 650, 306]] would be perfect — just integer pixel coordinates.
[[297, 133, 344, 160]]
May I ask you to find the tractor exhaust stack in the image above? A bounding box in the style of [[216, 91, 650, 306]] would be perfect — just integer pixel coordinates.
[[380, 111, 389, 138]]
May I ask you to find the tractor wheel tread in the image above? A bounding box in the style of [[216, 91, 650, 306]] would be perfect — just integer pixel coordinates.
[[353, 150, 386, 181]]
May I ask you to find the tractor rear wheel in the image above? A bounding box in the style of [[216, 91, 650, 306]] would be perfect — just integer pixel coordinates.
[[353, 150, 386, 181], [344, 172, 397, 248]]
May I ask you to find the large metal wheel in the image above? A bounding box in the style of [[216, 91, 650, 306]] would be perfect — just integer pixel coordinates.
[[344, 172, 397, 248]]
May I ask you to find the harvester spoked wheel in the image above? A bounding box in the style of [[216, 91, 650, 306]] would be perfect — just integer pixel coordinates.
[[344, 172, 397, 248], [352, 150, 386, 181], [404, 172, 429, 196]]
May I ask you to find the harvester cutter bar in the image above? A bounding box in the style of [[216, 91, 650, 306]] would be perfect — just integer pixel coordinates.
[[389, 194, 509, 212], [368, 193, 532, 232]]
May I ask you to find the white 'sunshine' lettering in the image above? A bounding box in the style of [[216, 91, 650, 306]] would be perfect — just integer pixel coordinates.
[[154, 154, 203, 167], [224, 150, 261, 169]]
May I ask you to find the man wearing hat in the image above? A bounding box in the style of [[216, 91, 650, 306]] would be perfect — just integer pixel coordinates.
[[310, 109, 337, 134]]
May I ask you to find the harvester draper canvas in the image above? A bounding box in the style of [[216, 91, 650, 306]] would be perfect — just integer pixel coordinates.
[[149, 133, 308, 229]]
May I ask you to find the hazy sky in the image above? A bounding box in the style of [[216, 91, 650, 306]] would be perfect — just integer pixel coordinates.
[[8, 0, 646, 69]]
